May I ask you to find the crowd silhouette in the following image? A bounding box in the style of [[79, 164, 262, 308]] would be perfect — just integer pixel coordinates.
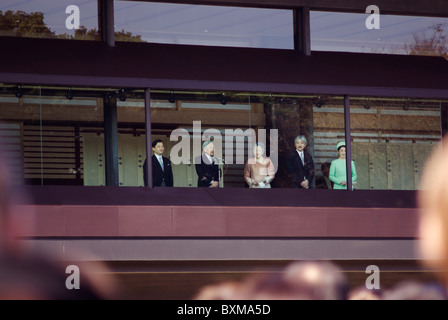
[[192, 135, 448, 301], [0, 139, 125, 300]]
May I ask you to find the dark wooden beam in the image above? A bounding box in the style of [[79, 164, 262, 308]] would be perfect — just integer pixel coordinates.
[[119, 0, 448, 17], [104, 94, 119, 186], [99, 0, 115, 46], [1, 37, 448, 99], [74, 125, 82, 182], [344, 95, 353, 191], [294, 7, 311, 55], [442, 102, 448, 137], [145, 89, 153, 188]]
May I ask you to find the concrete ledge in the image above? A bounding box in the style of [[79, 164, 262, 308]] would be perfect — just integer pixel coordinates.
[[23, 238, 420, 261]]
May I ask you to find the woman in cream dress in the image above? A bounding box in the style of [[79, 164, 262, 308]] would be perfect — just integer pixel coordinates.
[[244, 143, 276, 188]]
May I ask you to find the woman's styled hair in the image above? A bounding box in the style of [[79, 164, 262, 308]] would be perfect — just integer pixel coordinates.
[[254, 142, 265, 150]]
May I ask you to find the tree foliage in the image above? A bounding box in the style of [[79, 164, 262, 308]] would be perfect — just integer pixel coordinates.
[[0, 10, 55, 38], [373, 23, 448, 60], [404, 23, 448, 59], [0, 10, 144, 42], [114, 29, 143, 42]]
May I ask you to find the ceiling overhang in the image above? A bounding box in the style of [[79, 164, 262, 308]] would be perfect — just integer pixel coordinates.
[[119, 0, 448, 17], [2, 36, 448, 98]]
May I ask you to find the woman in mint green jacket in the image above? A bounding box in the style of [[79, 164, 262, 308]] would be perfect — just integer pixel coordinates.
[[329, 142, 357, 190]]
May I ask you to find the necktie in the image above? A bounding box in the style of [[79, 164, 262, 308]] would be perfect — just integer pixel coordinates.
[[300, 152, 304, 165], [159, 157, 164, 171]]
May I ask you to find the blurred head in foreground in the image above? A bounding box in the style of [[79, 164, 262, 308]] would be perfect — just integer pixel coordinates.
[[0, 144, 29, 254], [237, 272, 313, 300], [348, 286, 382, 300], [283, 260, 350, 300], [418, 136, 448, 289], [0, 140, 124, 300], [382, 280, 446, 300], [194, 281, 242, 300], [194, 260, 350, 300]]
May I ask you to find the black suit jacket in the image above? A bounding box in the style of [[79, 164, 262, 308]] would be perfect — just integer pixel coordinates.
[[195, 154, 219, 187], [286, 150, 315, 189], [143, 155, 174, 187]]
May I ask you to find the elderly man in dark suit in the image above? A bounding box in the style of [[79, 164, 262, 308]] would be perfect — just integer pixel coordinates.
[[143, 139, 174, 187], [286, 135, 315, 189], [195, 140, 219, 188]]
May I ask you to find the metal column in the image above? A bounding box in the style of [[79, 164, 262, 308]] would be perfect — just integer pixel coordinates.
[[344, 95, 353, 191], [145, 88, 153, 188], [104, 94, 119, 186]]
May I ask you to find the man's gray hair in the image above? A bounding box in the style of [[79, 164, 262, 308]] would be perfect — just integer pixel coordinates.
[[294, 135, 307, 145]]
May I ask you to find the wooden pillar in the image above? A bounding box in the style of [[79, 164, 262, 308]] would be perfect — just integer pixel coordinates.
[[442, 101, 448, 137], [344, 95, 353, 191], [99, 0, 115, 46], [104, 94, 119, 186], [295, 7, 311, 55], [145, 89, 153, 188]]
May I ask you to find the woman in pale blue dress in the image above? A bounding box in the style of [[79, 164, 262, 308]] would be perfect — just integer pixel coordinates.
[[329, 141, 357, 190]]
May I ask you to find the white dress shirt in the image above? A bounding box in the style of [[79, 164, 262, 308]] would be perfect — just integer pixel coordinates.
[[296, 150, 306, 181], [155, 154, 164, 171], [297, 150, 305, 165], [205, 153, 213, 164], [204, 153, 216, 184]]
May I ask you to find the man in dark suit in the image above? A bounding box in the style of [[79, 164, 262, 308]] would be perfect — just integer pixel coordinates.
[[143, 139, 174, 187], [286, 135, 315, 189], [195, 140, 219, 188]]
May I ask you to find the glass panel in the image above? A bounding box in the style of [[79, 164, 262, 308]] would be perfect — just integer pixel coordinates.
[[0, 84, 107, 186], [260, 94, 346, 190], [114, 1, 294, 49], [149, 90, 251, 188], [149, 91, 349, 189], [350, 96, 444, 190], [0, 0, 99, 40], [311, 11, 448, 58], [116, 89, 146, 187]]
